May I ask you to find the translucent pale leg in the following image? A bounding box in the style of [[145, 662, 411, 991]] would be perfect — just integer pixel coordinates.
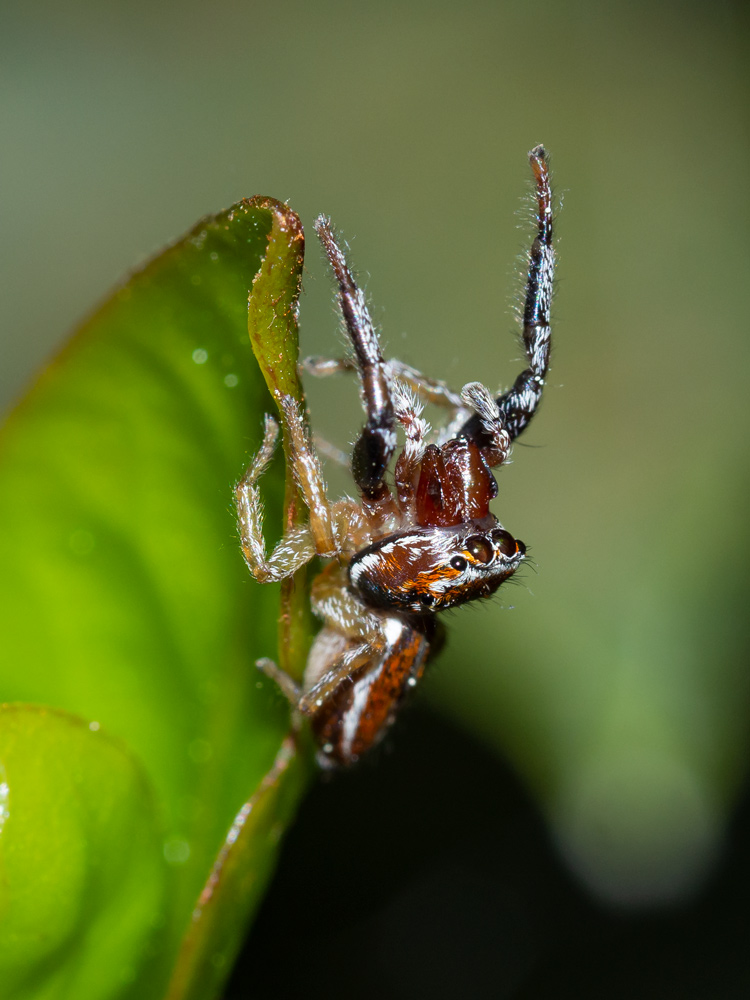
[[234, 415, 317, 583]]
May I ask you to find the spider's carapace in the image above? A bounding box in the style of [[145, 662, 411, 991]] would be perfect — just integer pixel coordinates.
[[236, 146, 554, 767]]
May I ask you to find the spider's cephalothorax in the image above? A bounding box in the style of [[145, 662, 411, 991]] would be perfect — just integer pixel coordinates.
[[236, 146, 554, 768]]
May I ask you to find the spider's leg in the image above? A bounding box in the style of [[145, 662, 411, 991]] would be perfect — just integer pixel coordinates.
[[298, 571, 386, 716], [234, 415, 317, 582], [303, 355, 465, 414], [460, 145, 554, 444], [256, 657, 301, 704], [274, 394, 339, 556], [389, 360, 465, 411], [314, 217, 397, 510], [309, 563, 385, 644], [312, 433, 350, 469], [297, 637, 380, 716], [301, 355, 356, 378]]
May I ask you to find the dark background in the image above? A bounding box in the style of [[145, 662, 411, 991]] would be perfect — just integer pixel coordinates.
[[232, 710, 750, 998]]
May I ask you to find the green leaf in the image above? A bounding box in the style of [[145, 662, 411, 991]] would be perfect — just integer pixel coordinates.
[[0, 197, 314, 996], [165, 736, 307, 1000], [0, 704, 165, 999], [166, 199, 316, 998]]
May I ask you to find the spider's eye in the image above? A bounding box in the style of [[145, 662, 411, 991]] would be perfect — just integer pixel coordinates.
[[420, 593, 435, 607], [450, 556, 468, 572], [466, 535, 494, 564], [492, 529, 518, 558]]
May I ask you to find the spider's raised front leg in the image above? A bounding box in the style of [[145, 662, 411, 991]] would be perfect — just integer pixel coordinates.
[[460, 145, 554, 446], [315, 217, 398, 526]]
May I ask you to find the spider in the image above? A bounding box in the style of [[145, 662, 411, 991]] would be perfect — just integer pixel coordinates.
[[236, 146, 554, 768]]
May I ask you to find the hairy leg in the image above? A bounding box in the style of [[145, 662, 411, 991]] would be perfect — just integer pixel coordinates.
[[234, 415, 317, 582], [274, 393, 338, 556], [460, 145, 554, 444], [314, 218, 397, 517]]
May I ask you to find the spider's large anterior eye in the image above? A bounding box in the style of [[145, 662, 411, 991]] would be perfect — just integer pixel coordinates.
[[466, 535, 494, 564], [492, 529, 518, 558], [450, 556, 467, 572]]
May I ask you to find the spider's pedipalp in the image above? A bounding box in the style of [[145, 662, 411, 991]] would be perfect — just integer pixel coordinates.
[[392, 380, 430, 454], [460, 381, 512, 468], [392, 379, 430, 512], [315, 216, 396, 507]]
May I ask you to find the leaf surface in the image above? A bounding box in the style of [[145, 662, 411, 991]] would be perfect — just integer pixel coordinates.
[[0, 197, 313, 996]]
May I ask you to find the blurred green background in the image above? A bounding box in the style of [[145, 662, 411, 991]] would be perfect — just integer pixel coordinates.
[[2, 0, 749, 991]]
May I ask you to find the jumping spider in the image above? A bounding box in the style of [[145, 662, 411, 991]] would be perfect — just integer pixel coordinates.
[[236, 146, 554, 768]]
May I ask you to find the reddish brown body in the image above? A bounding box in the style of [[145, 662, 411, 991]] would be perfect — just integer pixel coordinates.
[[309, 618, 435, 767]]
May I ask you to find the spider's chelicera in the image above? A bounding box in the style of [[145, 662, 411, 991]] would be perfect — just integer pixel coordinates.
[[236, 146, 554, 767]]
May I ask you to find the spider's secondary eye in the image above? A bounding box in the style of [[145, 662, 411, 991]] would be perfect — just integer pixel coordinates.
[[420, 593, 435, 607], [492, 529, 518, 557], [466, 536, 494, 564], [450, 556, 468, 572]]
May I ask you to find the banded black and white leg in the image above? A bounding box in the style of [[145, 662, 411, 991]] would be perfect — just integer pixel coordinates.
[[460, 145, 554, 447], [315, 217, 398, 521]]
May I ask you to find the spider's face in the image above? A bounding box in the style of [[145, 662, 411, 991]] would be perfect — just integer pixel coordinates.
[[349, 517, 526, 614]]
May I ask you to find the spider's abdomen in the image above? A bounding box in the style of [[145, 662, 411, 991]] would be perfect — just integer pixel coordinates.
[[308, 616, 433, 768]]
